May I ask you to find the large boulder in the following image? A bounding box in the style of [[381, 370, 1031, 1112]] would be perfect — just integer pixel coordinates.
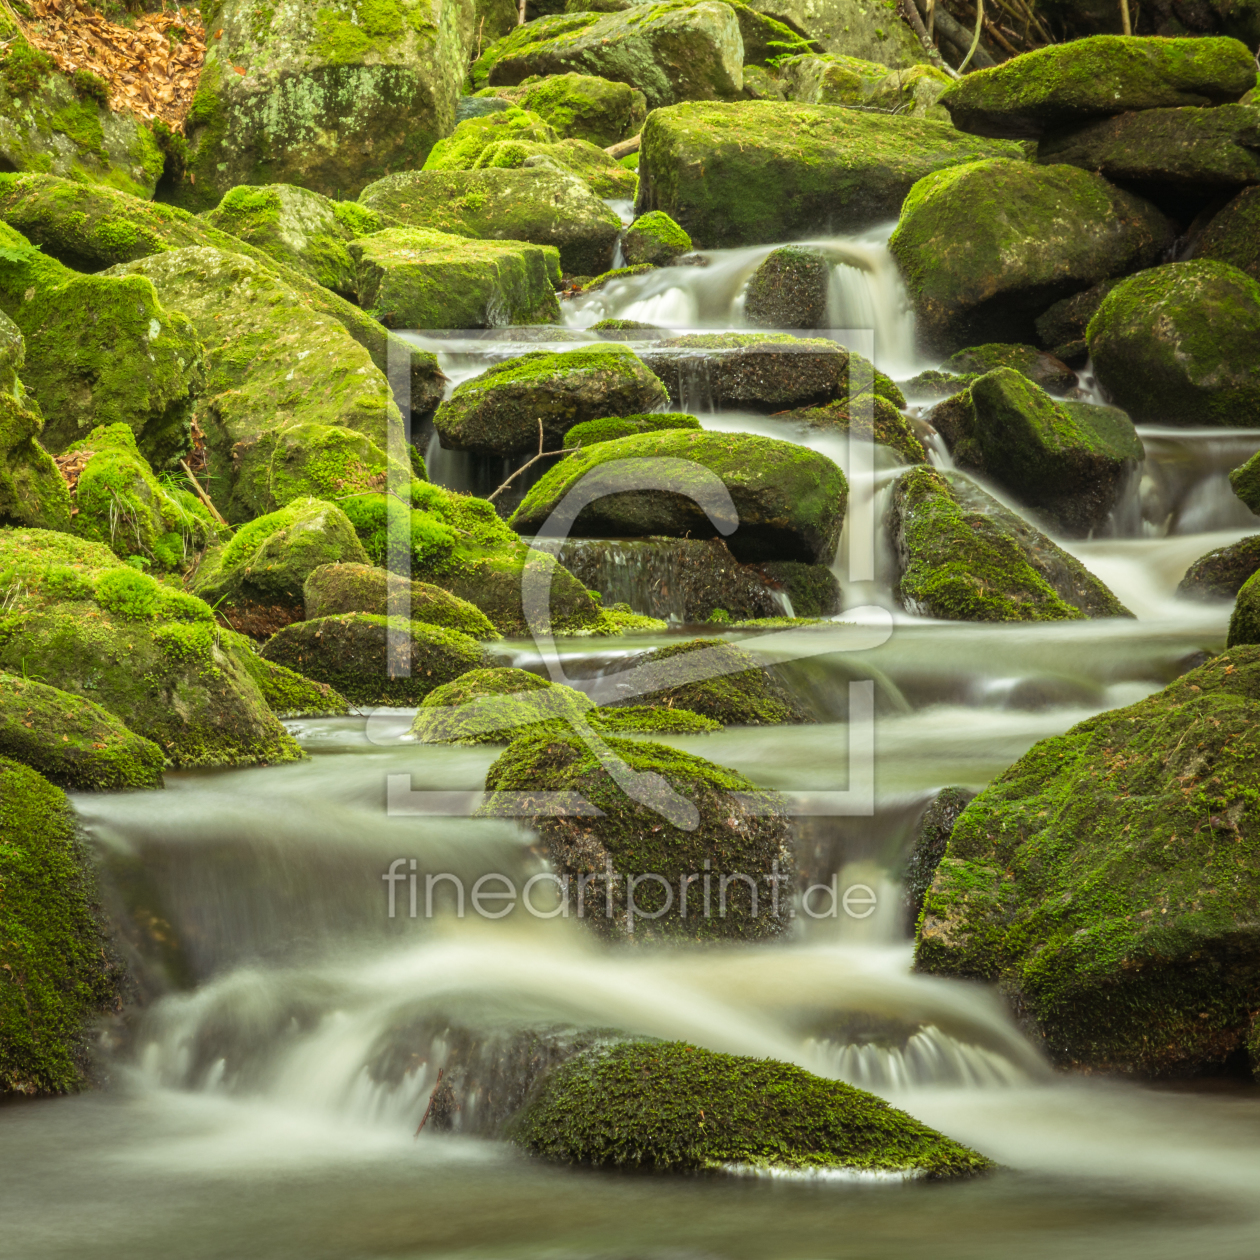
[[941, 35, 1258, 139], [778, 53, 952, 118], [0, 222, 203, 468], [480, 728, 794, 941], [890, 466, 1131, 621], [0, 757, 124, 1096], [511, 429, 847, 563], [174, 0, 478, 210], [915, 647, 1260, 1077], [1087, 260, 1260, 427], [1229, 571, 1260, 645], [1177, 535, 1260, 600], [0, 529, 302, 767], [476, 72, 647, 146], [929, 369, 1144, 537], [636, 101, 1023, 248], [1195, 185, 1260, 283], [357, 166, 622, 275], [743, 246, 830, 329], [434, 344, 668, 456], [423, 104, 560, 166], [742, 0, 928, 67], [889, 159, 1173, 354], [351, 226, 561, 328]]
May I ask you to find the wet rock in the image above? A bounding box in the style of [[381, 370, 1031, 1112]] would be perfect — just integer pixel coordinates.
[[1087, 260, 1260, 427], [900, 369, 977, 402], [173, 0, 477, 210], [357, 166, 622, 276], [1229, 572, 1260, 645], [890, 466, 1132, 621], [915, 646, 1260, 1077], [774, 394, 928, 465], [755, 560, 841, 618], [475, 72, 647, 147], [636, 101, 1021, 247], [513, 1040, 995, 1173], [1033, 281, 1119, 365], [889, 159, 1173, 354], [778, 53, 952, 118], [623, 212, 691, 267], [0, 675, 165, 792], [351, 227, 561, 329], [511, 429, 846, 564], [744, 246, 830, 329], [1195, 185, 1260, 283], [1230, 450, 1260, 514], [1178, 535, 1260, 600], [902, 786, 975, 932], [434, 344, 668, 456], [564, 411, 701, 446], [942, 344, 1077, 394], [940, 35, 1258, 139], [930, 369, 1143, 537], [480, 727, 795, 941], [410, 666, 595, 742], [0, 756, 126, 1096]]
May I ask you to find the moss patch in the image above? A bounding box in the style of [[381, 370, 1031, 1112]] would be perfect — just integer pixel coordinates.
[[564, 411, 699, 446], [411, 666, 594, 742]]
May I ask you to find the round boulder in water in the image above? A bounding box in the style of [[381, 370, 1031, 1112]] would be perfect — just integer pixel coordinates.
[[411, 668, 594, 744], [1177, 535, 1260, 601], [744, 245, 830, 329], [622, 211, 691, 267]]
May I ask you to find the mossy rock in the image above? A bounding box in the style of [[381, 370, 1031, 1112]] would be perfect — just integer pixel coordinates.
[[1228, 571, 1260, 646], [929, 369, 1143, 537], [480, 727, 794, 941], [1230, 449, 1260, 515], [1033, 280, 1119, 366], [744, 246, 829, 330], [0, 222, 203, 469], [1196, 185, 1260, 283], [915, 646, 1260, 1077], [744, 0, 928, 69], [225, 635, 350, 719], [778, 53, 952, 120], [942, 344, 1077, 394], [637, 100, 1022, 249], [890, 466, 1131, 621], [512, 428, 846, 565], [591, 317, 664, 332], [564, 410, 700, 446], [772, 394, 927, 466], [754, 560, 840, 618], [0, 528, 303, 768], [901, 786, 974, 933], [303, 561, 499, 638], [0, 674, 165, 791], [900, 369, 978, 402], [423, 105, 561, 169], [259, 613, 490, 706], [622, 211, 690, 267], [66, 424, 221, 570], [0, 757, 125, 1096], [589, 703, 719, 733], [434, 344, 669, 456], [1177, 534, 1260, 600], [514, 1040, 995, 1174], [410, 666, 594, 742], [203, 184, 392, 299], [1087, 260, 1260, 427], [574, 262, 656, 292], [357, 166, 622, 276], [478, 72, 647, 146], [350, 226, 561, 329], [889, 159, 1173, 354], [940, 35, 1259, 139], [191, 497, 369, 638]]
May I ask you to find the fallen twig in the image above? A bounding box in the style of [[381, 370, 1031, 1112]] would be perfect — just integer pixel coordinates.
[[414, 1067, 445, 1137], [179, 460, 229, 528], [486, 447, 578, 502], [604, 134, 641, 159]]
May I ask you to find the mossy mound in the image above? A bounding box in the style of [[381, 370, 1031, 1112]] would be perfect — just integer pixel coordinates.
[[410, 667, 594, 743], [424, 106, 561, 169], [0, 529, 303, 768], [915, 646, 1260, 1077], [778, 53, 952, 120], [592, 318, 663, 332], [512, 428, 846, 565], [1230, 450, 1260, 515], [589, 704, 720, 734], [942, 344, 1077, 394], [940, 36, 1259, 139], [1177, 535, 1260, 600], [434, 344, 669, 456], [890, 466, 1131, 622], [901, 369, 978, 402], [564, 411, 700, 446], [514, 1041, 995, 1175], [1227, 572, 1260, 646], [1197, 186, 1260, 283], [191, 497, 369, 639], [0, 757, 125, 1096], [225, 636, 350, 719], [773, 395, 927, 466], [889, 159, 1173, 354], [477, 73, 647, 147], [623, 211, 691, 267], [259, 613, 490, 706], [303, 562, 499, 639], [0, 674, 165, 792], [1087, 260, 1260, 427], [744, 246, 829, 330], [481, 728, 793, 942]]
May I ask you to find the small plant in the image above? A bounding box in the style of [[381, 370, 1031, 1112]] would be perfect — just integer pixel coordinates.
[[70, 67, 110, 107]]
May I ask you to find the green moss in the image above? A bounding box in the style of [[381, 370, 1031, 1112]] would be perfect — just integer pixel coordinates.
[[942, 344, 1076, 393], [425, 107, 559, 170], [221, 631, 349, 718], [0, 389, 72, 532], [1178, 535, 1260, 600], [0, 38, 56, 98], [590, 703, 719, 733], [410, 667, 594, 743], [1197, 186, 1260, 285], [774, 394, 926, 465], [514, 1040, 995, 1175], [903, 369, 979, 400], [1228, 571, 1260, 647], [485, 72, 646, 147], [578, 263, 656, 291], [564, 411, 699, 447], [1230, 451, 1260, 516], [623, 210, 690, 266], [756, 560, 840, 618]]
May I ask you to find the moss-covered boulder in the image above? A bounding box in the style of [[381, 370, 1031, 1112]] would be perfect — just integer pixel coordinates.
[[890, 466, 1131, 621], [303, 561, 499, 638], [755, 559, 840, 618], [1087, 260, 1260, 427], [889, 159, 1173, 354], [942, 344, 1077, 394], [915, 647, 1260, 1077], [514, 1040, 995, 1174], [434, 344, 668, 456], [901, 786, 975, 932], [744, 0, 929, 70], [226, 634, 350, 719], [774, 395, 927, 465], [1228, 571, 1260, 646], [191, 497, 369, 638], [174, 0, 477, 210], [357, 166, 621, 275], [743, 246, 829, 329], [622, 211, 691, 267], [259, 612, 489, 705], [778, 53, 952, 119], [636, 101, 1022, 248], [940, 35, 1259, 139], [202, 184, 392, 298], [477, 72, 647, 146], [0, 529, 302, 767], [564, 411, 700, 446], [481, 727, 794, 941], [351, 226, 561, 328], [0, 675, 165, 792], [512, 428, 846, 564], [0, 222, 203, 468], [1196, 185, 1260, 283], [1230, 449, 1260, 515], [423, 104, 560, 167], [0, 36, 162, 199], [929, 369, 1143, 537], [0, 756, 124, 1096], [410, 666, 593, 742], [1177, 535, 1260, 600], [103, 247, 407, 521]]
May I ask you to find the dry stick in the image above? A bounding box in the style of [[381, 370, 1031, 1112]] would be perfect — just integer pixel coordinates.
[[486, 446, 578, 502], [604, 133, 641, 159], [517, 0, 526, 24], [179, 459, 228, 527], [1119, 0, 1132, 34], [414, 1067, 445, 1138], [958, 0, 986, 71]]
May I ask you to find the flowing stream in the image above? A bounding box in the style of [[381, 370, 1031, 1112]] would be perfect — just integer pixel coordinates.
[[4, 230, 1260, 1260]]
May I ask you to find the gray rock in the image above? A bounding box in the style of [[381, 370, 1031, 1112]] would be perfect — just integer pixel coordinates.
[[744, 246, 830, 329], [1177, 535, 1260, 600]]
